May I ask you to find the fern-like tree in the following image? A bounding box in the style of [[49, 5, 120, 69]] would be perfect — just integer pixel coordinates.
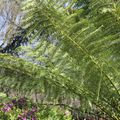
[[0, 0, 120, 119]]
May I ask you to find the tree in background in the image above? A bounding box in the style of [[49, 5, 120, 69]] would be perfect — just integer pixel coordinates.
[[0, 0, 27, 55]]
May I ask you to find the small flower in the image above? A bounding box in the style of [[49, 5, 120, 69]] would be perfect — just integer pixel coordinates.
[[26, 111, 32, 118], [1, 106, 10, 112], [23, 118, 27, 120], [12, 99, 17, 104], [17, 114, 22, 119], [1, 103, 13, 113], [31, 107, 37, 113], [7, 103, 13, 108], [17, 98, 27, 109], [17, 113, 27, 120], [31, 116, 36, 120]]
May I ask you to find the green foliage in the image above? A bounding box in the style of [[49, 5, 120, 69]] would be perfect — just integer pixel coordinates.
[[0, 96, 72, 120], [0, 0, 120, 119]]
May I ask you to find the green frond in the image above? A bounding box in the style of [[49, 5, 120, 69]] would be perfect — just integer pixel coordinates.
[[0, 0, 120, 119]]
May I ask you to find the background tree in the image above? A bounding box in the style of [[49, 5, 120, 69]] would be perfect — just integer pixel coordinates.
[[0, 0, 27, 55]]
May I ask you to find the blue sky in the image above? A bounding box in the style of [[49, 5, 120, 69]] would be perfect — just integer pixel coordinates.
[[0, 15, 8, 46], [0, 16, 4, 45]]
